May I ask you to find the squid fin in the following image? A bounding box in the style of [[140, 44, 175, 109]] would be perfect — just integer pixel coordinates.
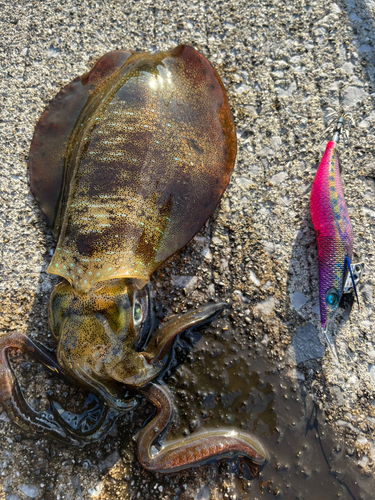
[[345, 256, 360, 309]]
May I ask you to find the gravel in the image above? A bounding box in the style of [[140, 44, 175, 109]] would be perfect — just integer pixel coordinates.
[[292, 322, 326, 364], [18, 486, 39, 499], [1, 0, 375, 498], [291, 291, 308, 311]]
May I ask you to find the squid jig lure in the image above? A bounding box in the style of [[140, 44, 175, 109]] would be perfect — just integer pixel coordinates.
[[310, 112, 360, 358]]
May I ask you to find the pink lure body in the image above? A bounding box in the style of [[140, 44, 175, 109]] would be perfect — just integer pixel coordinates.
[[310, 141, 353, 329]]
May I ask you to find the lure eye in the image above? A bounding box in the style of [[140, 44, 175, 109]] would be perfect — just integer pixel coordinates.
[[325, 288, 339, 307]]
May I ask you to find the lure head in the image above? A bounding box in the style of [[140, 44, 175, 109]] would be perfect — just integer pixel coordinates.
[[321, 286, 341, 329], [317, 241, 349, 330]]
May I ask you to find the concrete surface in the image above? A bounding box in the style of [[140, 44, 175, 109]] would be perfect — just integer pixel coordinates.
[[1, 0, 375, 499]]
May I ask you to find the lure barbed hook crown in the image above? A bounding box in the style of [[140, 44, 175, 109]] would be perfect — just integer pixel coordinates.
[[320, 107, 355, 147]]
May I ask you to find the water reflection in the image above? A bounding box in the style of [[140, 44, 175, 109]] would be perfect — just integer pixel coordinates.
[[160, 321, 373, 499]]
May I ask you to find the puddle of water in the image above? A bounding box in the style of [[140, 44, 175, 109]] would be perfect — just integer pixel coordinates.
[[5, 309, 373, 499], [158, 322, 374, 500]]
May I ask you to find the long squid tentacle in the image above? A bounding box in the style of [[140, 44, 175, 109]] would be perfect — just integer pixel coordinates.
[[136, 382, 267, 473], [0, 332, 119, 445]]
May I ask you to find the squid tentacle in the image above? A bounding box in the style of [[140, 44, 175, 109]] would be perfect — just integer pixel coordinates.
[[145, 302, 226, 364], [0, 332, 118, 445], [136, 382, 267, 473]]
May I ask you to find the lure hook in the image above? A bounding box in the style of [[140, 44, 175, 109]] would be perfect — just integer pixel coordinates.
[[320, 108, 355, 146]]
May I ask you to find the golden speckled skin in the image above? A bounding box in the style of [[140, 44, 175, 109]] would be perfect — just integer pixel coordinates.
[[29, 45, 236, 292], [0, 46, 267, 472], [48, 279, 161, 406]]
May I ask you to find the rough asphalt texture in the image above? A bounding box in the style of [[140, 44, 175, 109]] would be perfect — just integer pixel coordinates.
[[1, 0, 375, 499]]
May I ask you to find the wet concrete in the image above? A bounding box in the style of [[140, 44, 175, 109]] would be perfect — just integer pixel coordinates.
[[1, 0, 375, 499]]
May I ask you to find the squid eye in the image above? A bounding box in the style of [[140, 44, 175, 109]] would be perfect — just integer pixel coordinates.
[[325, 288, 339, 307], [133, 300, 143, 324]]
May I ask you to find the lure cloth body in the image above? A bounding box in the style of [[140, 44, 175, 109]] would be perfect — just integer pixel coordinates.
[[310, 140, 353, 329]]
